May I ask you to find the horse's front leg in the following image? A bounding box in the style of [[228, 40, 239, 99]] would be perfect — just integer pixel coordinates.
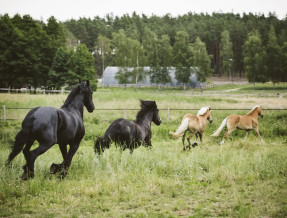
[[59, 142, 80, 179], [50, 144, 67, 174], [192, 134, 199, 147], [254, 127, 264, 144]]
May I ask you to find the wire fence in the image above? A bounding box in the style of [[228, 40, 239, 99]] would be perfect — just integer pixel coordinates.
[[0, 88, 69, 94], [1, 106, 287, 122]]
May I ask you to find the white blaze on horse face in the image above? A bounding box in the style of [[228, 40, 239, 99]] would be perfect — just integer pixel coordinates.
[[127, 126, 131, 133]]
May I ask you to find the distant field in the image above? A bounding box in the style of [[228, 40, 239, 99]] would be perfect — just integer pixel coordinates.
[[0, 85, 287, 217]]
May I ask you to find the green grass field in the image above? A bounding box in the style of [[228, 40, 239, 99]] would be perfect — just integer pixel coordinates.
[[0, 85, 287, 217]]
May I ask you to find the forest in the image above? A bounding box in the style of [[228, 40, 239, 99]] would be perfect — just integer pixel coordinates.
[[1, 12, 287, 89]]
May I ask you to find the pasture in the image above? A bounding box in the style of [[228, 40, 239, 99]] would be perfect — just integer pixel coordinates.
[[0, 85, 287, 217]]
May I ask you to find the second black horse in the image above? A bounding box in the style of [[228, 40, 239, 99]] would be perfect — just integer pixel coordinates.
[[94, 100, 162, 154]]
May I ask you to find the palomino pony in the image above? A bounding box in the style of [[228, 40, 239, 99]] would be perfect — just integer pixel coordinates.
[[211, 105, 264, 145], [94, 100, 162, 154], [6, 81, 95, 180], [169, 107, 212, 150]]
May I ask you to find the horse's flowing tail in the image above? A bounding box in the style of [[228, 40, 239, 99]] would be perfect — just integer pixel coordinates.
[[169, 118, 189, 138], [6, 130, 27, 165], [211, 118, 227, 137]]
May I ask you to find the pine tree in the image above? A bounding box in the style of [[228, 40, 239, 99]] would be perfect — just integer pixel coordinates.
[[193, 37, 212, 83], [243, 31, 267, 83], [173, 31, 194, 87], [266, 25, 282, 84], [220, 30, 233, 77]]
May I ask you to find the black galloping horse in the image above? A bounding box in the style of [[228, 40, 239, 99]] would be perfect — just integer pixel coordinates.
[[94, 100, 162, 154], [6, 81, 95, 180]]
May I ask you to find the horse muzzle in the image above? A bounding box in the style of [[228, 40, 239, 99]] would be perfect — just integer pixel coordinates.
[[209, 119, 213, 123], [260, 114, 263, 118], [87, 105, 95, 113]]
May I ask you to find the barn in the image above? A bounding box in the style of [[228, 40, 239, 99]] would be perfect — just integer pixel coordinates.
[[101, 66, 201, 87]]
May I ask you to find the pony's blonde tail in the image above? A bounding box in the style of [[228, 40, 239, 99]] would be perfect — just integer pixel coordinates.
[[211, 118, 227, 137], [169, 118, 189, 138]]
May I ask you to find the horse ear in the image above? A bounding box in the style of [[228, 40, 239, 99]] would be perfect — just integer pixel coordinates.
[[153, 101, 157, 108], [86, 80, 90, 86]]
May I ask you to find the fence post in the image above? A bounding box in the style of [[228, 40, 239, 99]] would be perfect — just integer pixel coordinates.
[[167, 107, 170, 121], [124, 108, 127, 119], [3, 105, 6, 121]]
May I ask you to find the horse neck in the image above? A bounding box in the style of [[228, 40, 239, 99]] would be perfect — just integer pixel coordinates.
[[199, 112, 209, 122], [61, 91, 84, 118], [247, 108, 258, 118], [197, 113, 208, 128], [135, 111, 153, 129]]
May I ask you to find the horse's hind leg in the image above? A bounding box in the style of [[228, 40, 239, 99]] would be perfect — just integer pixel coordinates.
[[244, 131, 249, 141], [21, 140, 34, 180], [50, 144, 67, 174], [22, 141, 54, 180], [221, 128, 235, 145], [182, 131, 187, 150], [187, 132, 195, 149]]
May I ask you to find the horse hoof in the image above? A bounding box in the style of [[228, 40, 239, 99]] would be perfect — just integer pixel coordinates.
[[50, 163, 61, 174], [58, 170, 68, 179], [58, 173, 67, 180], [21, 171, 34, 180], [21, 173, 28, 181]]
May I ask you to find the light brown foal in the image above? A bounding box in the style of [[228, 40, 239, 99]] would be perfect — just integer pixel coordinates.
[[211, 105, 264, 145], [170, 107, 213, 150]]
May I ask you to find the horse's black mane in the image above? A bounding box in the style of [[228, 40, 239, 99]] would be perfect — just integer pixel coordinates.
[[61, 83, 86, 108], [61, 85, 79, 108], [135, 100, 157, 123]]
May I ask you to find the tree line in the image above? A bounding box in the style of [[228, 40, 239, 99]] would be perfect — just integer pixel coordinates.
[[0, 14, 96, 90], [1, 12, 287, 89]]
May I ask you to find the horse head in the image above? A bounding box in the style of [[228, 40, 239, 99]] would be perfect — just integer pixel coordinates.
[[257, 106, 263, 118], [151, 101, 162, 126], [94, 136, 106, 154], [207, 107, 213, 123], [197, 106, 212, 123], [140, 100, 162, 126], [80, 80, 95, 113]]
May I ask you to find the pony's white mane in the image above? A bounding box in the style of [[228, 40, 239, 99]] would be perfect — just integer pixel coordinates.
[[247, 105, 260, 114], [197, 106, 210, 116]]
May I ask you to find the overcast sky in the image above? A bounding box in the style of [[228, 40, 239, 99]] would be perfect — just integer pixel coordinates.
[[1, 0, 286, 21]]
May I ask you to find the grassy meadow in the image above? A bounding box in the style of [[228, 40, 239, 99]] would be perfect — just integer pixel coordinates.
[[0, 84, 287, 217]]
